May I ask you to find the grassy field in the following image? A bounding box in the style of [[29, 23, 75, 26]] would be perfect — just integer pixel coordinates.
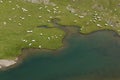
[[0, 0, 120, 59]]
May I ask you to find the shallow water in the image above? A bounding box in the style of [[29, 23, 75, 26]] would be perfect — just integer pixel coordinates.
[[0, 31, 120, 80]]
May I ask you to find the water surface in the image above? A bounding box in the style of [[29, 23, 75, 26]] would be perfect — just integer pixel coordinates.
[[0, 31, 120, 80]]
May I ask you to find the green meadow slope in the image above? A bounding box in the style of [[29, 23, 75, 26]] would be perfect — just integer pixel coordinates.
[[0, 0, 120, 59]]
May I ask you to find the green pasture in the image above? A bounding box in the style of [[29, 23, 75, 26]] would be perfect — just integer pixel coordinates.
[[0, 0, 120, 59]]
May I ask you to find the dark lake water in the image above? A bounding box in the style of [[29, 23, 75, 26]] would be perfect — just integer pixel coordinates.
[[0, 31, 120, 80]]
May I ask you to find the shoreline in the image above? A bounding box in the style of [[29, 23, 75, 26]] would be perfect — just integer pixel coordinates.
[[1, 21, 120, 70], [1, 0, 120, 71]]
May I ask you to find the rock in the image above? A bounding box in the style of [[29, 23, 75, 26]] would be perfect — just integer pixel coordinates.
[[0, 60, 16, 67]]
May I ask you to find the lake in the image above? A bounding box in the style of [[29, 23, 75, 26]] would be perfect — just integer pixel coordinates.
[[0, 31, 120, 80]]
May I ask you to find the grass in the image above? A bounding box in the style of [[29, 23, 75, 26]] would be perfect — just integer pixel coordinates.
[[0, 0, 120, 59]]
